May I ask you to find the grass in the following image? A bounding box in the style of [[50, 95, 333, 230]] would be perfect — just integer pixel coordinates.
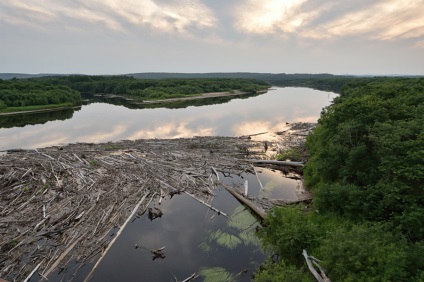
[[0, 102, 76, 113]]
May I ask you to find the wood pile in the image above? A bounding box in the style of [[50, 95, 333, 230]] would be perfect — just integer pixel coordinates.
[[0, 136, 265, 281], [0, 123, 313, 281]]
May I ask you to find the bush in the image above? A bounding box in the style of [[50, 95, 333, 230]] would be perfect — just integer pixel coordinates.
[[254, 259, 313, 282]]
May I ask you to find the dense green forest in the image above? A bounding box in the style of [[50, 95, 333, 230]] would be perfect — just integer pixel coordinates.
[[255, 77, 424, 281], [0, 79, 80, 112], [1, 75, 269, 112], [36, 75, 270, 100]]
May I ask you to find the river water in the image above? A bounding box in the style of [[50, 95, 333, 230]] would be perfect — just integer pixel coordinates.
[[0, 87, 336, 150], [4, 87, 336, 281]]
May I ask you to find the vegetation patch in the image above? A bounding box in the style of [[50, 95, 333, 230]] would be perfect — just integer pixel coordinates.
[[255, 77, 424, 281]]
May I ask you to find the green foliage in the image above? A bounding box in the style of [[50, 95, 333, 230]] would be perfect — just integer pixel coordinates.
[[257, 206, 419, 281], [257, 206, 320, 265], [35, 75, 270, 100], [199, 267, 236, 282], [258, 77, 424, 282], [276, 148, 303, 162], [304, 77, 424, 240], [199, 206, 261, 253], [0, 79, 80, 111], [254, 259, 313, 282], [315, 222, 409, 281]]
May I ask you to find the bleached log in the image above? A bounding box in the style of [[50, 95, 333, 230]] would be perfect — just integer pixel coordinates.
[[302, 249, 331, 282], [252, 166, 264, 190], [222, 184, 267, 221], [23, 262, 42, 282], [181, 273, 199, 282], [184, 192, 228, 218], [248, 159, 304, 167], [84, 191, 149, 281], [44, 232, 87, 277]]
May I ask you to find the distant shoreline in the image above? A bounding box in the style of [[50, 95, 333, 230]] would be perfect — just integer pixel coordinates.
[[139, 89, 268, 104], [0, 105, 81, 116]]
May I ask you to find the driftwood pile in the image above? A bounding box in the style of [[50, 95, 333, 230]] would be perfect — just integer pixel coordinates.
[[0, 123, 314, 281], [0, 136, 266, 281]]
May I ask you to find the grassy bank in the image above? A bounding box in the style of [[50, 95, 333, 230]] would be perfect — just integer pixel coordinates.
[[0, 102, 77, 114]]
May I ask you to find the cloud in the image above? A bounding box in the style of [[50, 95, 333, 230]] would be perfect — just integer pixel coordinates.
[[234, 0, 424, 41], [0, 0, 217, 35], [414, 40, 424, 48]]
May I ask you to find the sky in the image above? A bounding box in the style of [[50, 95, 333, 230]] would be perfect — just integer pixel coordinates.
[[1, 0, 424, 75]]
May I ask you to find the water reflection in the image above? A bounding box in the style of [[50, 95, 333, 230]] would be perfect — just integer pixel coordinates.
[[0, 108, 79, 129], [0, 87, 337, 150], [82, 92, 264, 109], [43, 167, 301, 281], [87, 191, 266, 282]]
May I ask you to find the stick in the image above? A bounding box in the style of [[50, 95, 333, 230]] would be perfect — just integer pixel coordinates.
[[84, 191, 149, 281], [244, 180, 248, 196], [252, 166, 264, 190], [181, 273, 199, 282], [302, 249, 331, 282], [184, 192, 228, 218], [248, 159, 304, 167], [211, 166, 220, 181], [44, 232, 87, 277], [23, 262, 42, 282]]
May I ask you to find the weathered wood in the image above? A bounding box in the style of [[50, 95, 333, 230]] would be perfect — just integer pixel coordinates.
[[84, 190, 149, 281], [181, 273, 199, 282], [302, 249, 331, 282], [23, 262, 42, 282], [222, 184, 267, 221], [44, 232, 87, 277], [185, 192, 229, 218], [0, 128, 308, 280], [248, 159, 304, 167]]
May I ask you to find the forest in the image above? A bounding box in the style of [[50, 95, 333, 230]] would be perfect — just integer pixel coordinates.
[[0, 76, 269, 112], [255, 77, 424, 281], [0, 79, 80, 112], [35, 75, 270, 100]]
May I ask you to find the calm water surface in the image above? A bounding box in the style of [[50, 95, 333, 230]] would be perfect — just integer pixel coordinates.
[[0, 87, 336, 150]]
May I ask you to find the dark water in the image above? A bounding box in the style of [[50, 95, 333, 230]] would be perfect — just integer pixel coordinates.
[[44, 168, 300, 282], [0, 87, 336, 150]]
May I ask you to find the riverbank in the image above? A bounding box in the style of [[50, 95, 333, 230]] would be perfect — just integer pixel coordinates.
[[139, 89, 268, 104], [0, 105, 80, 116], [0, 123, 311, 281]]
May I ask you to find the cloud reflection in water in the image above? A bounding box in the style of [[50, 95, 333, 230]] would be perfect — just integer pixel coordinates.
[[0, 87, 337, 150]]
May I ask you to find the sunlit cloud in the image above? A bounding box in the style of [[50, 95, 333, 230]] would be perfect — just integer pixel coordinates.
[[413, 40, 424, 48], [0, 0, 217, 35], [235, 0, 308, 34], [234, 0, 424, 41]]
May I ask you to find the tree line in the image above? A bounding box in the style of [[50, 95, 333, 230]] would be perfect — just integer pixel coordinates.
[[0, 79, 80, 110], [1, 75, 269, 112], [36, 75, 270, 100], [255, 77, 424, 281]]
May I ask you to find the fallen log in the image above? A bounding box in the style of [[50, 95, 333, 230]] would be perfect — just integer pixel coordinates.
[[302, 249, 331, 282], [84, 190, 149, 281], [248, 159, 304, 167], [222, 184, 267, 221]]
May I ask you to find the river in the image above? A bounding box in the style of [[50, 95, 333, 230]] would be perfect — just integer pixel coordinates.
[[2, 87, 336, 281], [0, 87, 336, 150]]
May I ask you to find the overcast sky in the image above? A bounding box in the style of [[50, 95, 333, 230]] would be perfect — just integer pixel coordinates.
[[1, 0, 423, 75]]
